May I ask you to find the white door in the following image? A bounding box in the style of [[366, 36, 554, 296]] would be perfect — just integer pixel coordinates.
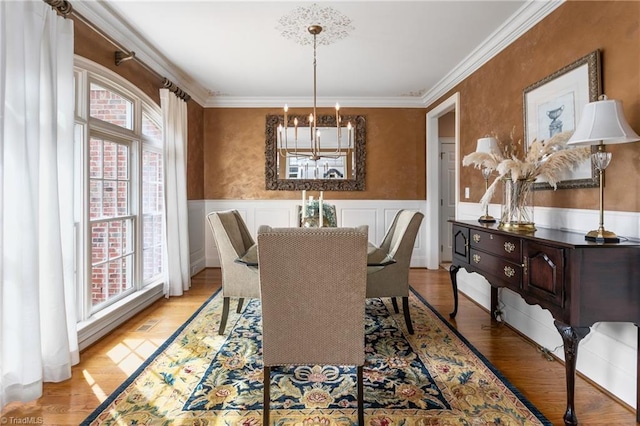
[[439, 140, 455, 263]]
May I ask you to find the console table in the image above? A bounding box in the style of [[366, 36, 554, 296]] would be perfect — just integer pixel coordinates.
[[449, 220, 640, 425]]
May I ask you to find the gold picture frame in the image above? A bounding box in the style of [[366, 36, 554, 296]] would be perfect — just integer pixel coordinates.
[[523, 50, 601, 190]]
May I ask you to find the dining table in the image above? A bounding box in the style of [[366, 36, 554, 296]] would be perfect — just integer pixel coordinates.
[[235, 241, 396, 269]]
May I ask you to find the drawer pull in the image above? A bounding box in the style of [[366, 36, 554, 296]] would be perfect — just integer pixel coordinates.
[[473, 233, 481, 243], [504, 242, 516, 253], [473, 254, 481, 264], [504, 266, 515, 278]]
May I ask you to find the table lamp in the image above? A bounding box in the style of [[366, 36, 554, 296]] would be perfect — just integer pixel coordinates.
[[567, 95, 640, 243], [475, 136, 500, 223]]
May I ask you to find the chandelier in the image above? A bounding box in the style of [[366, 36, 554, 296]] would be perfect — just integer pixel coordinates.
[[277, 25, 353, 164]]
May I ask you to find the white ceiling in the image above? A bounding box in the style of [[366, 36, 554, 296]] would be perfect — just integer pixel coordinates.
[[73, 1, 562, 108]]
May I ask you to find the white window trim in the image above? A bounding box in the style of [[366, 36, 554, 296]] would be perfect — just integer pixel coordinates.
[[74, 56, 166, 349]]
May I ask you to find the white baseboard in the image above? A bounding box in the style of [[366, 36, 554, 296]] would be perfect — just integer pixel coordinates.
[[456, 201, 639, 409]]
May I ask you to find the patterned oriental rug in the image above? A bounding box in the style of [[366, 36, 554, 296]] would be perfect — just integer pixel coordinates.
[[82, 289, 551, 425]]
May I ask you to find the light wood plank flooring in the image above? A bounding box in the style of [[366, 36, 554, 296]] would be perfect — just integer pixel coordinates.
[[1, 268, 637, 425]]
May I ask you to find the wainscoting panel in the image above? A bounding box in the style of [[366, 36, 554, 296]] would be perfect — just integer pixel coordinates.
[[456, 201, 640, 409], [198, 199, 426, 269], [341, 207, 379, 242], [188, 200, 206, 276]]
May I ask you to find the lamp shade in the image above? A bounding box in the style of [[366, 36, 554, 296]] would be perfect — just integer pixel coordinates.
[[567, 98, 640, 146], [475, 136, 500, 154]]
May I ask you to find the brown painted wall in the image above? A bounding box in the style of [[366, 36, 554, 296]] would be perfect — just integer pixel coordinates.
[[204, 108, 426, 200], [74, 1, 638, 208], [439, 111, 455, 137], [187, 102, 205, 199], [429, 0, 640, 212], [73, 17, 206, 200]]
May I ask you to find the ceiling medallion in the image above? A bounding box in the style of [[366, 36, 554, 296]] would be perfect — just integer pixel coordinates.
[[276, 3, 354, 46]]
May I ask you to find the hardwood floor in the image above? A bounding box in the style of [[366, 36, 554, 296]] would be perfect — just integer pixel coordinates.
[[1, 268, 636, 425]]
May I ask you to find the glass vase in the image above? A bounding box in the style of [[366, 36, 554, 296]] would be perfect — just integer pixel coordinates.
[[499, 178, 535, 232]]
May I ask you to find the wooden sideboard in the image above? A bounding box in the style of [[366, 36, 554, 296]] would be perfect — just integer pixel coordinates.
[[449, 220, 640, 425]]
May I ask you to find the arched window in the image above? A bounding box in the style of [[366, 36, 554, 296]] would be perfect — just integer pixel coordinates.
[[74, 57, 165, 325]]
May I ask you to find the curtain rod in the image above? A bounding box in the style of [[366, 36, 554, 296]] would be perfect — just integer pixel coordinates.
[[43, 0, 191, 102]]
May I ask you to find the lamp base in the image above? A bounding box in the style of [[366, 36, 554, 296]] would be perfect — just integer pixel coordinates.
[[585, 228, 620, 244], [478, 215, 496, 223]]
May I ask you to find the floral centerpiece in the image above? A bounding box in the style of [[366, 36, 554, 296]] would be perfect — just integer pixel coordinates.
[[301, 199, 338, 227], [463, 129, 591, 230]]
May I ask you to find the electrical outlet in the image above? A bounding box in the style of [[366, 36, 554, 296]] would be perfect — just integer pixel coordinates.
[[464, 187, 470, 199]]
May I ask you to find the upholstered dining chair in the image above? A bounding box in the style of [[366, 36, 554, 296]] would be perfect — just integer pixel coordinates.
[[206, 210, 261, 335], [257, 226, 368, 426], [366, 210, 424, 335]]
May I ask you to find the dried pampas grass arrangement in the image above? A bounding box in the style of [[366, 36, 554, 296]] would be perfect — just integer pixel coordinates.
[[463, 129, 591, 212]]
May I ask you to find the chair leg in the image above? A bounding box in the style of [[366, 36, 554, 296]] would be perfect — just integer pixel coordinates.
[[236, 297, 245, 313], [219, 297, 230, 335], [263, 366, 271, 426], [357, 365, 364, 426], [391, 297, 399, 313], [402, 296, 414, 335]]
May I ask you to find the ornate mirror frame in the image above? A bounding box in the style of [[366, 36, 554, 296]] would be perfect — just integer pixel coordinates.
[[265, 114, 366, 191], [523, 49, 601, 190]]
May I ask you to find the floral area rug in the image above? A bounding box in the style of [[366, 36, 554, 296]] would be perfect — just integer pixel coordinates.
[[82, 289, 550, 425]]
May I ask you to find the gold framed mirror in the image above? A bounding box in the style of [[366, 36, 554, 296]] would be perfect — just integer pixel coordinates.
[[265, 114, 366, 191]]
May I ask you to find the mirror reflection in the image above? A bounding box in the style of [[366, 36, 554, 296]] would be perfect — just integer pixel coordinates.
[[265, 114, 366, 191], [278, 125, 354, 180]]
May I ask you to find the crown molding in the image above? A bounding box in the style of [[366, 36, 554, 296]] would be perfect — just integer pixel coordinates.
[[204, 96, 427, 108], [72, 1, 211, 106], [421, 0, 564, 108], [72, 0, 563, 109]]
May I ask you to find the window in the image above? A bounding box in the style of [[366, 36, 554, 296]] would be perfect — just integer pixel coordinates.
[[141, 112, 164, 281], [89, 83, 133, 129], [75, 58, 164, 318]]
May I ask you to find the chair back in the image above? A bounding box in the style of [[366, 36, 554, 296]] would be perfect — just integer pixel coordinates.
[[257, 226, 368, 367], [366, 210, 424, 298], [379, 209, 424, 270], [206, 210, 260, 298]]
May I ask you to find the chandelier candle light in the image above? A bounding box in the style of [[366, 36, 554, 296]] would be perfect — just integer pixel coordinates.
[[276, 25, 353, 172]]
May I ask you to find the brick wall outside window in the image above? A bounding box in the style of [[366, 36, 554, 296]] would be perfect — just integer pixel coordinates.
[[89, 87, 134, 306]]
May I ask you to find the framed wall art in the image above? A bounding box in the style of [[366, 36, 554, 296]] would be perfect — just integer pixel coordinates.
[[523, 49, 601, 189]]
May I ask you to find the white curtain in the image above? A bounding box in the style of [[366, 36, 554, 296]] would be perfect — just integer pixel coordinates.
[[0, 1, 78, 409], [160, 89, 191, 296]]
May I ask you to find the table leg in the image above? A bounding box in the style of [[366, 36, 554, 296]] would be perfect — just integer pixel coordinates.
[[637, 325, 639, 423], [491, 286, 498, 321], [449, 265, 460, 318], [554, 320, 590, 426]]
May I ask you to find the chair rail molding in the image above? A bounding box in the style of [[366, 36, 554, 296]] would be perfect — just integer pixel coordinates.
[[193, 199, 426, 270]]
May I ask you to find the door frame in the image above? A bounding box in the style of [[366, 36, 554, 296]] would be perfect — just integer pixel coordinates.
[[425, 92, 460, 269], [438, 137, 455, 263]]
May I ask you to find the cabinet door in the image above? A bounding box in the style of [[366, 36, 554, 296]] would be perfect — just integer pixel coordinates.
[[523, 241, 565, 309], [452, 225, 469, 263]]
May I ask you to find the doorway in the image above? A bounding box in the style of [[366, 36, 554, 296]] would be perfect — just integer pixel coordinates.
[[439, 138, 455, 263], [425, 92, 460, 269]]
